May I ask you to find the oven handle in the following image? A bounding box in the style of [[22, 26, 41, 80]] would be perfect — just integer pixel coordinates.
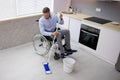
[[81, 30, 99, 37]]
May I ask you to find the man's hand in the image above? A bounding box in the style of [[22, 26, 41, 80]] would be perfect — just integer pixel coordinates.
[[52, 31, 58, 36], [59, 12, 63, 20]]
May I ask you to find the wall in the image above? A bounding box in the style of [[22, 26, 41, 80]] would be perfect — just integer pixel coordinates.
[[0, 0, 16, 19], [0, 14, 41, 50], [72, 0, 120, 22], [53, 0, 71, 13]]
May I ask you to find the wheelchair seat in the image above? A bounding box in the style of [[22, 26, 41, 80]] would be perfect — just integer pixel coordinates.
[[44, 36, 55, 42], [44, 35, 65, 42]]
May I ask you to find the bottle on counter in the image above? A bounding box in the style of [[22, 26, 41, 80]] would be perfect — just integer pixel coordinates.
[[69, 6, 73, 12]]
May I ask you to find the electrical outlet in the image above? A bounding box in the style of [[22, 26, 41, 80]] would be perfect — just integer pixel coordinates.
[[96, 8, 101, 12]]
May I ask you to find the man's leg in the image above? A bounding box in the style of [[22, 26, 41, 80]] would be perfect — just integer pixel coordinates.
[[59, 29, 77, 53], [58, 30, 71, 50], [56, 32, 65, 53]]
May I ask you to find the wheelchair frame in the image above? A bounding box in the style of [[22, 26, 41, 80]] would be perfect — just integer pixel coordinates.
[[32, 34, 60, 56]]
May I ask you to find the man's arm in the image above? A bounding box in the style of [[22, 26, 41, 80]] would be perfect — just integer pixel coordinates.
[[56, 13, 64, 25], [39, 19, 52, 36], [58, 18, 64, 25]]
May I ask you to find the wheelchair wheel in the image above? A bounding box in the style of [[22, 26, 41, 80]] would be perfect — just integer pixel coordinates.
[[33, 34, 51, 56]]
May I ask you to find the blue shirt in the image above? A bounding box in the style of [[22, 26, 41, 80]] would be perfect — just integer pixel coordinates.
[[39, 13, 64, 36]]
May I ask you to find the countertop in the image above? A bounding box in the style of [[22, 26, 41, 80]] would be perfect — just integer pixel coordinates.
[[62, 13, 120, 31]]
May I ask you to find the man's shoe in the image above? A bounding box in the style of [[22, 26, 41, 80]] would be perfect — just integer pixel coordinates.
[[64, 51, 73, 56], [63, 45, 77, 53], [65, 49, 77, 53], [66, 52, 73, 56], [61, 55, 66, 58], [61, 53, 68, 58]]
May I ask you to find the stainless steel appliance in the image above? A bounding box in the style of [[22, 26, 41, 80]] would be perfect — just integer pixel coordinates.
[[79, 24, 100, 50]]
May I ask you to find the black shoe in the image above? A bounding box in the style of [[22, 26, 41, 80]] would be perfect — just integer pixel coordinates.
[[61, 53, 67, 58], [54, 53, 60, 60], [65, 49, 77, 53], [63, 44, 77, 53], [64, 51, 73, 56], [61, 55, 66, 58], [66, 52, 73, 56]]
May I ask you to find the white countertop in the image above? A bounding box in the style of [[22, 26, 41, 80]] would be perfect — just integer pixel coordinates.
[[63, 13, 120, 31]]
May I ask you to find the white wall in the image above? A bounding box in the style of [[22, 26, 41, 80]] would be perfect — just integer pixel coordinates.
[[0, 14, 41, 50], [0, 0, 16, 19], [53, 0, 71, 13]]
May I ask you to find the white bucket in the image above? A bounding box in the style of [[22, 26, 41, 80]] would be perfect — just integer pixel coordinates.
[[63, 58, 76, 73]]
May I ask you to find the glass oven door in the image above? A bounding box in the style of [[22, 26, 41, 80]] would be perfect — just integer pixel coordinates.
[[79, 29, 99, 50]]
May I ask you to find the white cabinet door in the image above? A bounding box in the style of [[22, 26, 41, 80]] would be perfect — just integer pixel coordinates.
[[59, 15, 70, 30], [97, 27, 120, 65], [69, 18, 81, 42]]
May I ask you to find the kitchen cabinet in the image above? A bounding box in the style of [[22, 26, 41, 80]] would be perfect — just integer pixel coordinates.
[[69, 18, 81, 42], [61, 14, 120, 65], [59, 15, 70, 29], [97, 27, 120, 65]]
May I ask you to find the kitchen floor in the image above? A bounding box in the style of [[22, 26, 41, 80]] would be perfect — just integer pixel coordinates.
[[0, 42, 120, 80]]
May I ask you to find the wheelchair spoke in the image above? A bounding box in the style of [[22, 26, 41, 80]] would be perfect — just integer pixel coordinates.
[[33, 34, 51, 56]]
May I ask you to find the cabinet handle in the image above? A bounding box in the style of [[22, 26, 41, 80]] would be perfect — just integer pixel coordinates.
[[81, 30, 98, 37]]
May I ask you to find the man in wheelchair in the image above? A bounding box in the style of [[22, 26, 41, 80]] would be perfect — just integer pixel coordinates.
[[39, 7, 77, 58]]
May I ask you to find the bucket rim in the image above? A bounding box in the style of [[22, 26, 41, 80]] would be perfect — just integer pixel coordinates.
[[63, 58, 76, 64]]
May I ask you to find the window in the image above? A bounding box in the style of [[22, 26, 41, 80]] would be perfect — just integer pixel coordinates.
[[0, 0, 53, 20], [0, 0, 16, 19], [16, 0, 53, 16]]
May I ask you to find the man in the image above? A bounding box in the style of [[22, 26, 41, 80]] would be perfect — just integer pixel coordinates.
[[39, 7, 77, 58]]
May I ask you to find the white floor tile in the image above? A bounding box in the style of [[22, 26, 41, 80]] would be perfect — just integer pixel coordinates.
[[0, 42, 120, 80]]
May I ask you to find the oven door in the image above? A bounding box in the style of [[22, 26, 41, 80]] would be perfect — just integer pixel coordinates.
[[79, 29, 99, 50]]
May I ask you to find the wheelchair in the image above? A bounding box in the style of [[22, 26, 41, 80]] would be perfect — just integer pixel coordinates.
[[32, 31, 65, 60]]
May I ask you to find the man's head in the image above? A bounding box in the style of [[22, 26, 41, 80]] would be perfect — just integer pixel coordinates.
[[42, 7, 50, 19]]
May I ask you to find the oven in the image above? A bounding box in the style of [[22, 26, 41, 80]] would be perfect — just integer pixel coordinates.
[[79, 24, 100, 50]]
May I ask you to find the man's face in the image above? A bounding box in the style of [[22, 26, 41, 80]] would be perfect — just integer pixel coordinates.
[[43, 12, 50, 19]]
